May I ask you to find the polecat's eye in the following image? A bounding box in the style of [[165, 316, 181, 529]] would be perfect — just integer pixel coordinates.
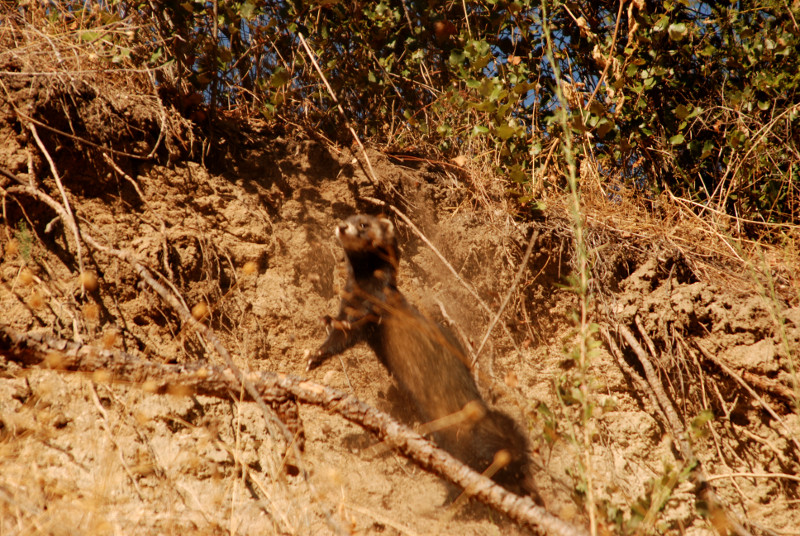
[[359, 222, 368, 229]]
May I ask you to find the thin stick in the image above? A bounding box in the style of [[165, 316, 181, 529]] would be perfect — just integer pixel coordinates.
[[600, 326, 673, 436], [28, 123, 85, 276], [473, 227, 537, 365], [461, 0, 472, 39], [618, 323, 691, 457], [102, 152, 146, 201], [296, 33, 379, 187], [584, 0, 625, 111], [693, 340, 800, 453], [705, 472, 800, 484]]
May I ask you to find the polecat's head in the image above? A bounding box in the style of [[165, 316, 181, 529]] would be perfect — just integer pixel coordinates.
[[336, 215, 399, 268]]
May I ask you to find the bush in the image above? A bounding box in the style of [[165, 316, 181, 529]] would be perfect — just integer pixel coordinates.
[[11, 0, 800, 228]]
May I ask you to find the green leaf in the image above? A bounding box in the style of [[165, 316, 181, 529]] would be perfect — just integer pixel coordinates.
[[700, 140, 714, 160], [690, 409, 714, 439], [675, 104, 690, 120], [513, 81, 536, 95], [509, 164, 526, 183], [700, 44, 716, 57], [670, 134, 685, 145], [727, 130, 747, 149], [149, 48, 163, 63], [449, 49, 466, 67], [471, 99, 496, 113], [240, 0, 256, 19], [80, 30, 101, 42], [589, 100, 605, 115], [270, 68, 291, 88], [112, 47, 131, 64], [653, 15, 670, 32], [496, 124, 517, 140], [471, 125, 489, 136], [668, 22, 687, 41], [596, 117, 615, 139], [473, 53, 492, 70]]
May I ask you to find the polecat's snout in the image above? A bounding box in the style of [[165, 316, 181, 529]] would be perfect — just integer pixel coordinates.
[[335, 221, 353, 239]]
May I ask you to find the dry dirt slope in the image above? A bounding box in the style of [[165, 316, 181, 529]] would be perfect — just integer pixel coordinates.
[[1, 66, 800, 535]]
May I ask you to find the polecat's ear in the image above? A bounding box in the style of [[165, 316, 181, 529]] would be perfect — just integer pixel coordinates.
[[379, 217, 394, 238]]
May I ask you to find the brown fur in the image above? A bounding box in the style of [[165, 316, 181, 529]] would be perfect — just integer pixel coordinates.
[[308, 215, 537, 497]]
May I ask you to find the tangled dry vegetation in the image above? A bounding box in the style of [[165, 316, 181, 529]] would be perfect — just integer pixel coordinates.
[[1, 11, 800, 536]]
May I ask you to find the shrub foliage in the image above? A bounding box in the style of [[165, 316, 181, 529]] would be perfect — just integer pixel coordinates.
[[10, 0, 800, 228]]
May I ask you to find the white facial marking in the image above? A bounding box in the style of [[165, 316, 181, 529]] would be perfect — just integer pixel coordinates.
[[336, 220, 357, 239]]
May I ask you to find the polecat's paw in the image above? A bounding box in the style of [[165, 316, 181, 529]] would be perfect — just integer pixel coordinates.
[[306, 349, 326, 371]]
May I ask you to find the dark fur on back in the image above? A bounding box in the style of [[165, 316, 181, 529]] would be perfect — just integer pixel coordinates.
[[308, 215, 536, 497]]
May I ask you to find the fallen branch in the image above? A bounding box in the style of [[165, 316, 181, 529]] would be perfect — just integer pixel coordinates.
[[0, 326, 305, 451], [0, 325, 588, 536]]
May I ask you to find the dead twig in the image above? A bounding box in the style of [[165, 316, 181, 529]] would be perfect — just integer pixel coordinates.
[[28, 122, 85, 277], [609, 323, 754, 536], [705, 472, 800, 484], [740, 369, 797, 404], [101, 152, 147, 202], [296, 33, 379, 188], [617, 322, 690, 457], [600, 326, 672, 436], [473, 227, 538, 365], [692, 340, 800, 453]]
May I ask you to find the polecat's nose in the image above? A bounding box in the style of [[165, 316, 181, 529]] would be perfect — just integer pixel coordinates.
[[335, 221, 353, 238]]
